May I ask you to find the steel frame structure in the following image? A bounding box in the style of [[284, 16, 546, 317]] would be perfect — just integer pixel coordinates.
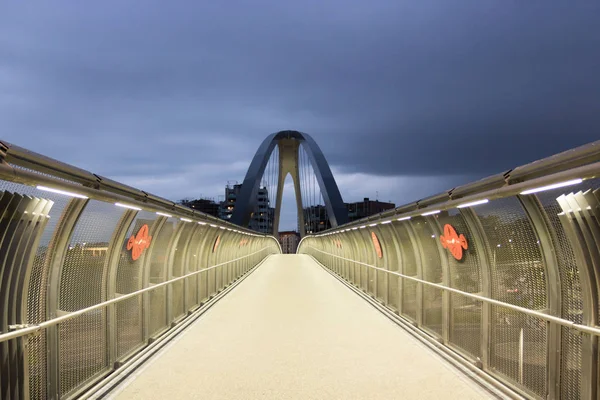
[[299, 140, 600, 400], [0, 141, 281, 399], [230, 130, 348, 237]]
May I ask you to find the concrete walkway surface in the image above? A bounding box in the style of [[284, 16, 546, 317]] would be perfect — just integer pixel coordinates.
[[109, 254, 493, 400]]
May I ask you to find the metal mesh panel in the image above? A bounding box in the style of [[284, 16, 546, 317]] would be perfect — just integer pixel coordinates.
[[0, 181, 70, 400], [394, 223, 418, 321], [561, 327, 583, 400], [492, 305, 548, 397], [536, 180, 599, 400], [411, 217, 443, 335], [475, 197, 547, 397], [58, 200, 123, 396], [148, 219, 178, 337], [379, 227, 399, 311], [373, 230, 387, 303], [186, 227, 206, 309], [171, 223, 195, 321], [438, 210, 482, 359], [359, 229, 376, 296], [115, 211, 157, 360], [450, 294, 482, 358]]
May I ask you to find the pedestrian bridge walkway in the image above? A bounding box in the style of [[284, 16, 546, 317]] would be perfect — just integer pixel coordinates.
[[106, 255, 492, 400], [1, 137, 600, 400]]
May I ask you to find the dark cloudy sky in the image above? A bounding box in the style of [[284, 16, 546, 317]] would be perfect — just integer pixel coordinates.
[[1, 2, 599, 230]]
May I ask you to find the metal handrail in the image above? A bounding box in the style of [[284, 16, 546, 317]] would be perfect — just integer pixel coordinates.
[[318, 159, 600, 232], [0, 247, 275, 344], [303, 247, 600, 336], [0, 155, 263, 237]]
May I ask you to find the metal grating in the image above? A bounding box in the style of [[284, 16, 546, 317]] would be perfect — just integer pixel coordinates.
[[394, 223, 418, 321], [543, 178, 600, 399], [58, 200, 123, 396], [438, 209, 482, 359], [475, 197, 547, 398], [171, 224, 195, 320], [0, 181, 69, 400], [379, 227, 399, 311], [537, 185, 592, 400], [411, 217, 443, 336], [115, 211, 157, 360], [186, 227, 206, 309], [147, 219, 178, 337]]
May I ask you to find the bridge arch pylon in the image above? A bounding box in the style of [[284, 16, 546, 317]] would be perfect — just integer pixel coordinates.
[[230, 130, 348, 237]]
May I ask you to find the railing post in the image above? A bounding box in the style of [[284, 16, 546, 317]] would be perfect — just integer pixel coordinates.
[[558, 193, 599, 400], [518, 194, 562, 400], [460, 208, 493, 370], [104, 209, 137, 367], [384, 222, 406, 314], [141, 216, 167, 342], [428, 216, 451, 344], [405, 222, 425, 327], [165, 223, 185, 325]]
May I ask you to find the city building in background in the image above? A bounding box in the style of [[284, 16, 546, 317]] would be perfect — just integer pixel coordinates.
[[279, 231, 300, 254], [219, 183, 275, 234], [302, 205, 331, 234], [182, 188, 396, 236], [179, 197, 220, 217], [346, 198, 395, 222]]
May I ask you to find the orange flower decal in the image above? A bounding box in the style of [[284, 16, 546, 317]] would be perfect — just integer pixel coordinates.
[[127, 224, 152, 261], [440, 224, 468, 260]]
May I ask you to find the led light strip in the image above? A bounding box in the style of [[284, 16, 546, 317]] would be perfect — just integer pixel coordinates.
[[37, 185, 88, 199], [520, 178, 582, 195], [115, 202, 142, 211]]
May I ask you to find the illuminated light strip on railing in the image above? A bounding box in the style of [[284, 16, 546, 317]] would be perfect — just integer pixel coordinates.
[[180, 218, 192, 222], [359, 225, 367, 229], [156, 212, 172, 217], [210, 224, 218, 228], [219, 226, 226, 230], [457, 199, 489, 208], [115, 202, 142, 211], [37, 185, 89, 199], [304, 247, 600, 336], [198, 221, 207, 225], [352, 227, 358, 230], [0, 246, 276, 344], [397, 216, 411, 221], [368, 223, 377, 227], [421, 210, 440, 216], [520, 178, 583, 195], [381, 220, 392, 224]]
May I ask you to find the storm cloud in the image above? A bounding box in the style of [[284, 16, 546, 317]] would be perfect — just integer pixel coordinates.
[[1, 1, 599, 229]]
